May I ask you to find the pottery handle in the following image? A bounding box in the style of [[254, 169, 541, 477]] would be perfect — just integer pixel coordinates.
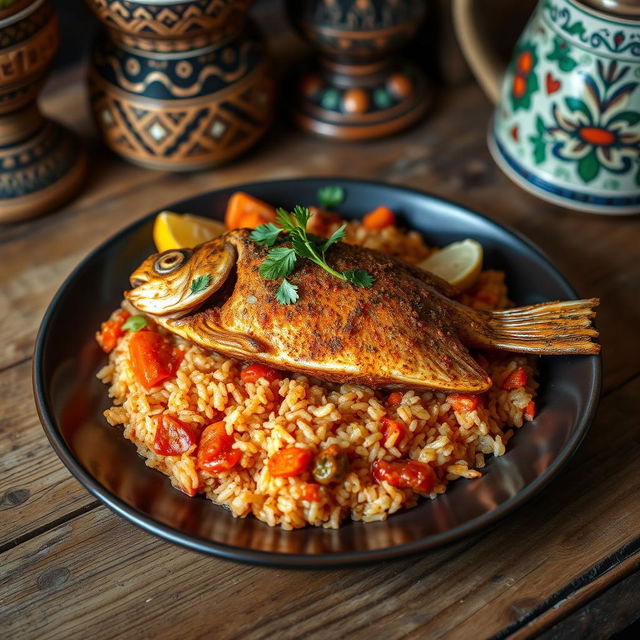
[[452, 0, 504, 104]]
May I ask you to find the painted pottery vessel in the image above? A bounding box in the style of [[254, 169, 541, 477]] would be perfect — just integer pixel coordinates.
[[0, 0, 85, 223], [454, 0, 640, 214], [287, 0, 429, 140], [85, 0, 275, 171]]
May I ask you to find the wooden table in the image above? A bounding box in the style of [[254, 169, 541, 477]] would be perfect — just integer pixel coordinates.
[[3, 46, 640, 639]]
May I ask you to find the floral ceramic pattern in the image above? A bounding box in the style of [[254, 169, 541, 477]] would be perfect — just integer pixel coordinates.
[[530, 61, 640, 184], [491, 0, 640, 213], [510, 41, 540, 111], [543, 0, 640, 60]]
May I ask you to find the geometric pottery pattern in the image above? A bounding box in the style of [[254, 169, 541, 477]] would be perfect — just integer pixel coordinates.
[[0, 1, 58, 91], [87, 0, 274, 170], [0, 120, 82, 198], [89, 62, 274, 169], [86, 0, 252, 39]]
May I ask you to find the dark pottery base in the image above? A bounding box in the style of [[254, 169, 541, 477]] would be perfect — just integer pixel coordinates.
[[290, 58, 429, 140], [0, 119, 86, 223]]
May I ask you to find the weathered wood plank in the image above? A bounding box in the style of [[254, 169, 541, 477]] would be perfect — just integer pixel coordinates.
[[537, 566, 640, 640], [511, 545, 640, 639], [0, 360, 97, 548], [2, 376, 639, 640]]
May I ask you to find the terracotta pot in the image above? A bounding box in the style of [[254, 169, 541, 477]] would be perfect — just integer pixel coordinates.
[[86, 0, 275, 171]]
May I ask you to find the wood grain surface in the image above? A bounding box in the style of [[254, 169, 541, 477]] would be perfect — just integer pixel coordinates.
[[2, 20, 640, 640]]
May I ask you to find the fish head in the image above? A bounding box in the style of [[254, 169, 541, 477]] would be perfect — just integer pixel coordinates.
[[125, 236, 236, 317]]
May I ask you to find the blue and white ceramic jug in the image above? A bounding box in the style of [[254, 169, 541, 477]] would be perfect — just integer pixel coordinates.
[[454, 0, 640, 215]]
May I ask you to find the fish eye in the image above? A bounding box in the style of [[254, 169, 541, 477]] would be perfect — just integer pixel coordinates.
[[154, 250, 189, 274]]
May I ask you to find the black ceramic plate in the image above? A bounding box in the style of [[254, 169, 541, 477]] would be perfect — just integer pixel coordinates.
[[34, 178, 601, 567]]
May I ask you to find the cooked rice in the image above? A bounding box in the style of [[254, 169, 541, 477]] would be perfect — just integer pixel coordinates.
[[97, 223, 537, 530]]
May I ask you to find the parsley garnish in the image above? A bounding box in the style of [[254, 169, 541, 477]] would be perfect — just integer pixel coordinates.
[[250, 205, 374, 304], [317, 186, 345, 209], [258, 247, 297, 280], [122, 314, 149, 332], [249, 222, 281, 247], [190, 274, 210, 294], [276, 279, 299, 305]]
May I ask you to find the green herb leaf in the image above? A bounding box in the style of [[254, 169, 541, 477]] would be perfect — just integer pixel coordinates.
[[275, 207, 296, 232], [317, 186, 345, 209], [250, 223, 282, 247], [291, 205, 312, 229], [250, 203, 374, 304], [275, 279, 299, 305], [190, 274, 210, 294], [322, 224, 346, 253], [290, 231, 317, 260], [259, 247, 297, 280], [122, 314, 149, 333], [343, 269, 375, 288]]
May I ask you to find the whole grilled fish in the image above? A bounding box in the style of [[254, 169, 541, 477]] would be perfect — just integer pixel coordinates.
[[125, 229, 599, 393]]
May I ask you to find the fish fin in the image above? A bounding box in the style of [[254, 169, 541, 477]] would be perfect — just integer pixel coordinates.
[[455, 298, 600, 355], [167, 314, 267, 356]]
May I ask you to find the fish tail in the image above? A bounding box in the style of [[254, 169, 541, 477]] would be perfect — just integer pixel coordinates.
[[456, 298, 601, 355]]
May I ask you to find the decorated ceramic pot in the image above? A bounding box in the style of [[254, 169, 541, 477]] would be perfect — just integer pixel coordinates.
[[0, 0, 85, 223], [85, 0, 275, 171], [454, 0, 640, 215], [287, 0, 429, 140]]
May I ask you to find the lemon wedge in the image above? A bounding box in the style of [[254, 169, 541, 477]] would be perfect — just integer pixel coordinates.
[[419, 239, 483, 291], [153, 211, 226, 252]]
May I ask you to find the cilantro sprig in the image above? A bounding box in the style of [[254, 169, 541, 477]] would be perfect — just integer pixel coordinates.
[[249, 205, 374, 305], [317, 186, 345, 209]]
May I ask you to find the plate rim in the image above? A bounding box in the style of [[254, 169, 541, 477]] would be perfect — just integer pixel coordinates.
[[32, 176, 602, 567]]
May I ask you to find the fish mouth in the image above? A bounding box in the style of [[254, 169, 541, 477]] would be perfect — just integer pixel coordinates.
[[129, 268, 149, 289]]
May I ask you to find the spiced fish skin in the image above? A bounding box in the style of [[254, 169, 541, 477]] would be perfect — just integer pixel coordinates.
[[126, 229, 600, 393]]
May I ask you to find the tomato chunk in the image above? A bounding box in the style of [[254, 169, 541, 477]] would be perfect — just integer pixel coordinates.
[[153, 415, 198, 456], [362, 206, 395, 230], [241, 363, 282, 384], [447, 393, 480, 412], [225, 192, 276, 230], [502, 367, 528, 390], [380, 416, 408, 446], [197, 421, 241, 473], [302, 483, 322, 502], [387, 392, 403, 407], [524, 400, 536, 421], [372, 459, 435, 494], [268, 447, 312, 478], [129, 330, 177, 389], [96, 310, 130, 353]]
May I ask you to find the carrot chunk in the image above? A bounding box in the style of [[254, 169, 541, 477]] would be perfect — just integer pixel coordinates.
[[268, 447, 312, 478], [225, 192, 276, 229], [362, 206, 395, 230], [129, 330, 177, 389]]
